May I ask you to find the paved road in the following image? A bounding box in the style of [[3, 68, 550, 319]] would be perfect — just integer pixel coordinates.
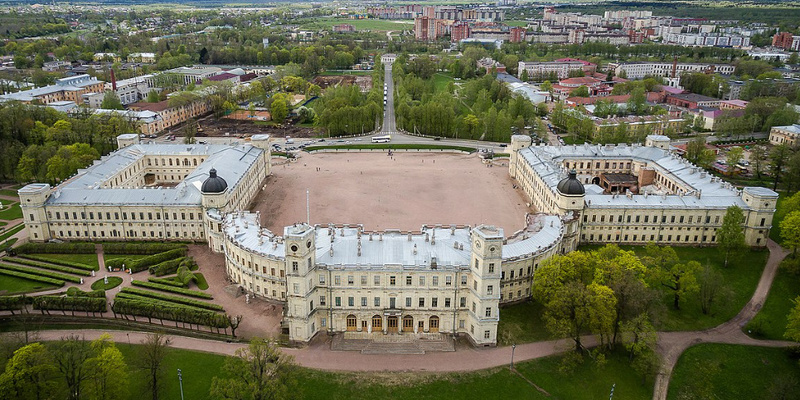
[[381, 63, 397, 135]]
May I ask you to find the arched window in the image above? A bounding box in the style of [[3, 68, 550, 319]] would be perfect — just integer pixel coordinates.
[[402, 315, 414, 329], [429, 316, 440, 332], [346, 315, 357, 331], [371, 315, 382, 329]]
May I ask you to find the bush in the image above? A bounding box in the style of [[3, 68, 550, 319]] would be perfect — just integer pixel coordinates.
[[120, 287, 223, 311], [105, 258, 131, 270], [7, 258, 92, 276], [0, 295, 26, 312], [32, 295, 107, 313], [0, 268, 64, 286], [116, 292, 214, 312], [128, 248, 187, 273], [103, 242, 187, 255], [194, 272, 209, 290], [147, 257, 185, 276], [14, 242, 96, 254], [147, 276, 185, 287], [131, 280, 212, 299], [0, 262, 82, 283], [112, 297, 230, 329], [66, 287, 106, 298], [745, 314, 766, 337], [18, 255, 95, 271]]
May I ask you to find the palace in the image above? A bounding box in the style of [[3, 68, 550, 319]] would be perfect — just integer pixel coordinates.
[[17, 133, 777, 346]]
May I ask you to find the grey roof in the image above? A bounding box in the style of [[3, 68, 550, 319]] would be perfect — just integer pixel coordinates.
[[557, 170, 585, 195], [518, 143, 778, 210], [45, 143, 264, 206], [201, 168, 228, 193]]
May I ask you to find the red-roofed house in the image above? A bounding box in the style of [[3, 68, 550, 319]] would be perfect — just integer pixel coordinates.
[[720, 100, 748, 110], [206, 73, 240, 84]]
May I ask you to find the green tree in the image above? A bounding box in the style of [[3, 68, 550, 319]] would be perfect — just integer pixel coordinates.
[[520, 69, 528, 82], [146, 90, 161, 103], [0, 342, 57, 400], [725, 147, 744, 174], [45, 143, 100, 183], [210, 338, 298, 400], [85, 334, 128, 400], [717, 205, 746, 267], [571, 85, 590, 97], [101, 91, 123, 110], [643, 244, 699, 310], [698, 263, 727, 315], [270, 96, 288, 122], [781, 211, 800, 255], [770, 144, 793, 190], [51, 335, 91, 400], [137, 333, 170, 400], [750, 145, 769, 179], [685, 138, 715, 168], [787, 297, 800, 342]]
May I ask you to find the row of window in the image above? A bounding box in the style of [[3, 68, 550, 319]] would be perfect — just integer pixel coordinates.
[[54, 229, 200, 239], [47, 210, 203, 222], [584, 213, 729, 225], [324, 273, 460, 287], [583, 233, 717, 243]]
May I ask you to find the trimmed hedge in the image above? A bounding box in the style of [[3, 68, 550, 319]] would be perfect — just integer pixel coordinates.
[[32, 296, 106, 313], [6, 258, 92, 276], [0, 263, 80, 283], [66, 287, 106, 298], [0, 268, 64, 286], [115, 292, 216, 312], [147, 277, 186, 288], [112, 297, 230, 328], [14, 242, 96, 254], [0, 295, 26, 313], [18, 255, 95, 271], [120, 287, 223, 311], [194, 272, 209, 290], [103, 242, 187, 255], [106, 249, 187, 273], [131, 280, 212, 299], [149, 257, 196, 277]]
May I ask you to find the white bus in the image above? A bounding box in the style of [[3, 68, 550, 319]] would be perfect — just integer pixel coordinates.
[[372, 135, 391, 143]]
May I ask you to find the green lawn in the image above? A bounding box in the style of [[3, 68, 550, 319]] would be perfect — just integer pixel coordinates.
[[746, 260, 800, 340], [112, 343, 649, 400], [0, 201, 22, 221], [497, 301, 553, 345], [432, 73, 455, 93], [0, 189, 19, 197], [668, 344, 800, 400], [0, 224, 23, 241], [91, 276, 123, 290], [0, 273, 56, 294], [504, 20, 530, 27], [580, 245, 768, 331], [30, 253, 100, 269]]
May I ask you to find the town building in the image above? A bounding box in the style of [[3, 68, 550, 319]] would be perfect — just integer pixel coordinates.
[[333, 24, 356, 33], [518, 61, 592, 81], [769, 124, 800, 146], [608, 62, 735, 80], [0, 75, 105, 105]]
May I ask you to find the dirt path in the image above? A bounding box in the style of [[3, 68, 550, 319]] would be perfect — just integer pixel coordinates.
[[652, 239, 793, 400]]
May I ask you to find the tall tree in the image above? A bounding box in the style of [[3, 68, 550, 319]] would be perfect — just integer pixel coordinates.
[[51, 335, 91, 400], [210, 338, 298, 400], [0, 342, 57, 400], [138, 333, 170, 400], [750, 145, 769, 180], [101, 91, 124, 110], [698, 263, 727, 315], [717, 205, 746, 267], [685, 138, 715, 168], [770, 144, 792, 190], [85, 334, 128, 400], [725, 147, 744, 174], [643, 244, 699, 310], [781, 211, 800, 255], [786, 296, 800, 342]]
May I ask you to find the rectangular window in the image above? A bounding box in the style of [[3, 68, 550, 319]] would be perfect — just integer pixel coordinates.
[[419, 298, 425, 307], [485, 307, 492, 317], [461, 275, 467, 285], [472, 302, 476, 313], [460, 297, 466, 307], [319, 274, 326, 284], [406, 276, 412, 286], [459, 320, 465, 329], [432, 298, 438, 307], [487, 285, 493, 295], [432, 276, 438, 286], [419, 276, 425, 286], [445, 276, 452, 286], [374, 276, 380, 285], [374, 297, 380, 307], [335, 297, 341, 307], [484, 330, 491, 339], [445, 298, 451, 307], [406, 297, 412, 307], [361, 297, 367, 307], [348, 297, 354, 307], [320, 296, 326, 306], [390, 276, 396, 286], [473, 280, 477, 290], [347, 276, 354, 285], [488, 263, 495, 273], [293, 283, 299, 294], [335, 276, 341, 285], [361, 275, 367, 285], [292, 261, 298, 273]]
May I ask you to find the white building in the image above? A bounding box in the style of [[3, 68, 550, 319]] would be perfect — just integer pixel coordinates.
[[608, 62, 735, 80]]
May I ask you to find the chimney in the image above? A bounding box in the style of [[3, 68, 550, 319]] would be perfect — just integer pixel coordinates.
[[110, 68, 117, 91], [671, 56, 677, 79]]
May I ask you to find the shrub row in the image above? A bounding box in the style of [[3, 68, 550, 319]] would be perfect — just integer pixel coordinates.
[[150, 257, 197, 277], [120, 287, 223, 311], [103, 242, 186, 255], [0, 295, 26, 312], [18, 255, 95, 271], [66, 287, 106, 298], [133, 248, 187, 273], [115, 292, 215, 312], [6, 258, 91, 276], [14, 242, 96, 254], [147, 276, 187, 288], [0, 268, 64, 286], [131, 280, 212, 299], [32, 296, 106, 313], [112, 297, 230, 328], [0, 263, 80, 283]]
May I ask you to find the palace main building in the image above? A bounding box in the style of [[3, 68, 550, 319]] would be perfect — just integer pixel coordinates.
[[18, 134, 777, 346]]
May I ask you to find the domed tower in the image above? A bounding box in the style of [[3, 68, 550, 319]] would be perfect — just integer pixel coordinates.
[[555, 170, 585, 212], [201, 169, 229, 252]]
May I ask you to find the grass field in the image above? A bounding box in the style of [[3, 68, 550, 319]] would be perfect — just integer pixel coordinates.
[[770, 191, 791, 243], [668, 344, 800, 400], [0, 189, 19, 197], [298, 17, 413, 32], [0, 202, 21, 221], [110, 343, 649, 400], [0, 273, 56, 294], [30, 253, 100, 269], [580, 245, 768, 332], [746, 261, 800, 340], [497, 301, 553, 345], [0, 224, 23, 241], [432, 73, 455, 93], [92, 276, 123, 290]]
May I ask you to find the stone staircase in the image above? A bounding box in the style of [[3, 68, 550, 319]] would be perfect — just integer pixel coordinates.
[[330, 332, 455, 354]]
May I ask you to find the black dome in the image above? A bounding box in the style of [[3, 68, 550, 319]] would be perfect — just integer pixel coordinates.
[[557, 170, 585, 195], [201, 169, 228, 193]]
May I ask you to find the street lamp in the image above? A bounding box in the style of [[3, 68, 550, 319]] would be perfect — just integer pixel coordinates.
[[510, 343, 516, 370], [177, 369, 184, 400]]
